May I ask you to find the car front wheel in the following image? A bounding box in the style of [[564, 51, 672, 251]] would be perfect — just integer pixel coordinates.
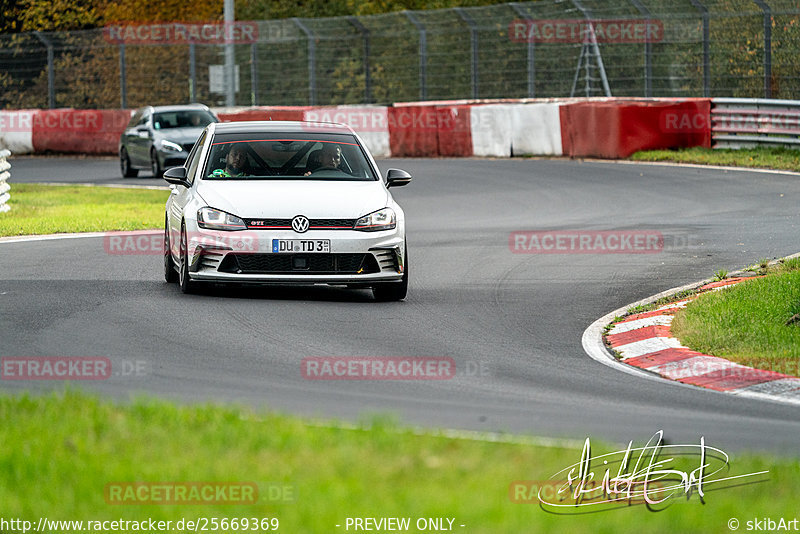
[[164, 220, 178, 283], [151, 149, 163, 178], [372, 246, 408, 301], [120, 148, 138, 178], [178, 224, 198, 294]]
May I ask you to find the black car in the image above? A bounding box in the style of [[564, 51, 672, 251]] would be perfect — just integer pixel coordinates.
[[119, 104, 219, 178]]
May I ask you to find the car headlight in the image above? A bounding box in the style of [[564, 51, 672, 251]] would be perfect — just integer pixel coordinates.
[[354, 207, 396, 232], [159, 140, 183, 152], [197, 207, 247, 231]]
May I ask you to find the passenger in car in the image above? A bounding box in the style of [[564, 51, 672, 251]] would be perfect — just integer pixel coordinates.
[[209, 144, 251, 177]]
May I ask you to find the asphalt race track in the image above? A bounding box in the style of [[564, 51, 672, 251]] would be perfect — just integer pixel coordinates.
[[4, 156, 800, 454]]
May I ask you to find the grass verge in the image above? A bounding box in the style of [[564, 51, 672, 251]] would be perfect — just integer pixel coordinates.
[[671, 258, 800, 376], [630, 146, 800, 171], [0, 184, 167, 237], [0, 390, 798, 533]]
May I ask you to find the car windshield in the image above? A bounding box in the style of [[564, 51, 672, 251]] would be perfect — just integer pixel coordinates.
[[153, 110, 216, 130], [203, 132, 378, 181]]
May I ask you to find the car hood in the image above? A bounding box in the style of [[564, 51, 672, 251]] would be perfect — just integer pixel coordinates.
[[156, 127, 204, 145], [195, 180, 390, 219]]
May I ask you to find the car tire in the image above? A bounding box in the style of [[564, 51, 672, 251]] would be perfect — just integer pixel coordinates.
[[151, 148, 163, 178], [120, 148, 138, 178], [372, 246, 408, 302], [178, 224, 198, 294], [164, 220, 178, 283]]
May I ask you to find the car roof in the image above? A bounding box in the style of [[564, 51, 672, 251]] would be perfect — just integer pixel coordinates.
[[211, 121, 356, 135]]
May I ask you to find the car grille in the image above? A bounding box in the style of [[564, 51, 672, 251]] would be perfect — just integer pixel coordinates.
[[243, 218, 356, 230], [217, 253, 380, 274]]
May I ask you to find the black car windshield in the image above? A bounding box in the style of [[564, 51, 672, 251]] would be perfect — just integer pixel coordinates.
[[203, 132, 377, 181], [153, 110, 216, 130]]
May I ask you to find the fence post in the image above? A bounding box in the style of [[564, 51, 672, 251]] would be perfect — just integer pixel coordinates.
[[509, 3, 535, 98], [690, 0, 710, 97], [348, 17, 372, 104], [251, 43, 258, 106], [189, 43, 196, 102], [32, 32, 55, 109], [404, 11, 427, 101], [630, 0, 653, 97], [119, 44, 127, 108], [455, 8, 479, 99], [0, 150, 11, 213], [753, 0, 772, 98], [292, 18, 316, 105]]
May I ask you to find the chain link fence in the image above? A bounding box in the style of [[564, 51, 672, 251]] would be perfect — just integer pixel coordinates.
[[1, 0, 798, 110]]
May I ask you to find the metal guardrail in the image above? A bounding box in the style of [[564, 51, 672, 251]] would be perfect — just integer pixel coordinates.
[[712, 98, 800, 149], [0, 149, 10, 213]]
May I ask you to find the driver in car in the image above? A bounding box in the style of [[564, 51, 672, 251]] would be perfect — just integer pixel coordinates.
[[304, 143, 341, 176], [210, 144, 250, 177]]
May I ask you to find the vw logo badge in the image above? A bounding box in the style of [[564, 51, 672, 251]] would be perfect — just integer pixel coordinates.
[[291, 215, 310, 233]]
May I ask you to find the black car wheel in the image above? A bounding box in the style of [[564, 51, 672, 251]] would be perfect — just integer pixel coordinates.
[[164, 219, 178, 283], [178, 224, 197, 294], [120, 148, 138, 178], [151, 149, 163, 178], [372, 246, 408, 301]]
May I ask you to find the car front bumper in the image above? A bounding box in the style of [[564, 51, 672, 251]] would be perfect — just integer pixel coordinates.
[[184, 228, 405, 285]]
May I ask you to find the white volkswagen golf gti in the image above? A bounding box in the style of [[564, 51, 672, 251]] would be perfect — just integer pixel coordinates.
[[163, 121, 411, 300]]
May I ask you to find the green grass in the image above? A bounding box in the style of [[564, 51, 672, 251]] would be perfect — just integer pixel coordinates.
[[0, 390, 798, 533], [631, 146, 800, 171], [0, 184, 167, 236], [671, 262, 800, 375]]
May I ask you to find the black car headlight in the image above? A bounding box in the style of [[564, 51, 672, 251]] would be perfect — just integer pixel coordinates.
[[197, 207, 247, 231], [354, 208, 396, 232]]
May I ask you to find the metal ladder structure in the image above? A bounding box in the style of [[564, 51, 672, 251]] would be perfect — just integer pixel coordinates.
[[570, 0, 612, 98]]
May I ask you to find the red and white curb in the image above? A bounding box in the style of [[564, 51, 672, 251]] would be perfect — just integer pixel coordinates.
[[583, 274, 800, 406]]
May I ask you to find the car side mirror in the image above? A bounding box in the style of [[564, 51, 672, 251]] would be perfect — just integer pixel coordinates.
[[163, 166, 190, 187], [386, 168, 412, 188]]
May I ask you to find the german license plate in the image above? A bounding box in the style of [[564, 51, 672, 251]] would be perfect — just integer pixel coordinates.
[[272, 239, 330, 253]]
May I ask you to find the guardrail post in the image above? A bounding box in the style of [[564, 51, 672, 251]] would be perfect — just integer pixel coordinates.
[[404, 11, 427, 101], [348, 17, 372, 104], [0, 150, 11, 213], [455, 8, 479, 99], [292, 18, 317, 105], [690, 0, 710, 97], [630, 0, 653, 97], [753, 0, 772, 98], [509, 3, 535, 98], [32, 32, 55, 109]]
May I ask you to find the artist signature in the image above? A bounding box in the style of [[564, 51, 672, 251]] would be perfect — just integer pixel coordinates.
[[538, 430, 768, 510]]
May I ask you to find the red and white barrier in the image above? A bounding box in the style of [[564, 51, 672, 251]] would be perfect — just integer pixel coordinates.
[[508, 103, 563, 156], [2, 98, 712, 159], [0, 110, 35, 154]]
